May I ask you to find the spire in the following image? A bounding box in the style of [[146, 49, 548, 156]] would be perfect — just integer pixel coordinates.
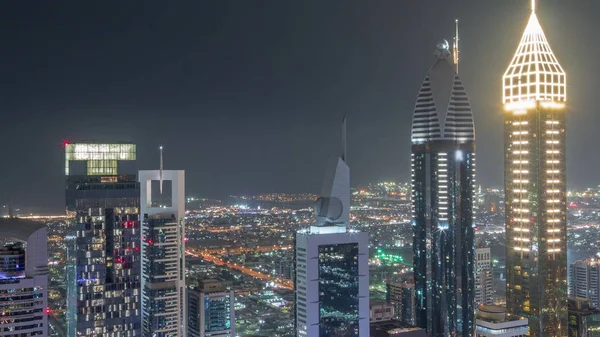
[[159, 145, 164, 194], [453, 19, 459, 73], [342, 114, 347, 162], [503, 1, 566, 105]]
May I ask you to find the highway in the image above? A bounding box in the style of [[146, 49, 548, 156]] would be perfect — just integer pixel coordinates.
[[186, 249, 293, 290]]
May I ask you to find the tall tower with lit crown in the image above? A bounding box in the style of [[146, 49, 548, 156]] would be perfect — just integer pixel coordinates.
[[411, 30, 476, 337], [503, 1, 568, 336]]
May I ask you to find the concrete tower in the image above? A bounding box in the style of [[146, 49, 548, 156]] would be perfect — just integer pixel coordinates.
[[139, 150, 186, 337], [294, 118, 369, 337]]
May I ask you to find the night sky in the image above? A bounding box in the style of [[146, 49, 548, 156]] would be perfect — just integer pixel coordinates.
[[1, 0, 599, 213]]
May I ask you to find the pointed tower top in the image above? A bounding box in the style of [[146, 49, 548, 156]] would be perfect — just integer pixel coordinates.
[[159, 145, 164, 194], [502, 1, 566, 106], [453, 19, 459, 74], [342, 114, 347, 162]]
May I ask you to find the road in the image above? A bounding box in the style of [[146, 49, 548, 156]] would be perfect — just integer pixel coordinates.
[[189, 244, 293, 256], [186, 249, 293, 290]]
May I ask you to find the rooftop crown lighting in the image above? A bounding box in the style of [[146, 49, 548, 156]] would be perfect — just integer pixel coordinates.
[[503, 7, 566, 107]]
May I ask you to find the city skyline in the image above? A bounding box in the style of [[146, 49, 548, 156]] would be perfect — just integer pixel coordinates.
[[2, 1, 599, 212]]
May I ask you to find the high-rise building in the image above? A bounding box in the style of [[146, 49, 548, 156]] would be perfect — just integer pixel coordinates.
[[65, 142, 141, 336], [411, 35, 476, 336], [187, 279, 236, 337], [139, 169, 186, 337], [502, 2, 568, 336], [371, 302, 396, 322], [387, 273, 415, 325], [0, 218, 48, 336], [569, 260, 600, 308], [475, 246, 493, 306], [567, 298, 600, 337], [294, 129, 369, 337]]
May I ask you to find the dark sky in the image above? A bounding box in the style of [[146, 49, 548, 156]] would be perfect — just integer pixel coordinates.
[[1, 0, 599, 213]]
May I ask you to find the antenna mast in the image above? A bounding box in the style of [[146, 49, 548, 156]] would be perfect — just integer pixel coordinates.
[[342, 114, 347, 162], [159, 145, 164, 194], [453, 19, 460, 73]]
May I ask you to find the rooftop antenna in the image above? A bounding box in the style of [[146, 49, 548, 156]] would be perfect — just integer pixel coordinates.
[[342, 114, 347, 162], [159, 145, 164, 194], [453, 19, 460, 73]]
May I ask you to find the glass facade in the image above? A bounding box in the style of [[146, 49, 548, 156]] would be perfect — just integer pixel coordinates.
[[74, 209, 141, 336], [318, 243, 360, 337], [412, 143, 476, 337], [65, 142, 142, 336], [0, 244, 26, 279]]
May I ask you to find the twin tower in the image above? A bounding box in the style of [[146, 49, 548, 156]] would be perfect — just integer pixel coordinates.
[[411, 2, 568, 337]]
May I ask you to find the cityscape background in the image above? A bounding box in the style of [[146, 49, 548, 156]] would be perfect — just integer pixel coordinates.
[[1, 1, 600, 213]]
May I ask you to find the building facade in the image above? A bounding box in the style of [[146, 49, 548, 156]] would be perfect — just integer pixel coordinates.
[[65, 142, 141, 336], [187, 279, 235, 337], [295, 156, 369, 337], [140, 170, 186, 337], [502, 4, 568, 336], [475, 305, 528, 337], [475, 247, 493, 306], [0, 218, 48, 336], [387, 273, 415, 325], [411, 40, 476, 337], [570, 260, 600, 308], [567, 298, 600, 337]]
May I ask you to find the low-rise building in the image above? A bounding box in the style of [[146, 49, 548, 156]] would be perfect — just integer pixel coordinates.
[[475, 305, 528, 337]]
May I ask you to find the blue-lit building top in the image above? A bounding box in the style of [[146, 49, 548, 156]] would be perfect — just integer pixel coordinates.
[[410, 42, 476, 337]]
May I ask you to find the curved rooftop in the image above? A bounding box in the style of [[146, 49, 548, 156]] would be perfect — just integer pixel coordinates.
[[0, 218, 46, 242], [411, 44, 475, 144]]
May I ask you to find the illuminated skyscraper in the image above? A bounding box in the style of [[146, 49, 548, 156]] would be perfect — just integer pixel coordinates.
[[65, 142, 141, 336], [411, 33, 476, 336], [0, 218, 48, 336], [139, 168, 186, 337], [502, 2, 568, 336], [294, 119, 370, 337], [475, 246, 493, 306], [187, 279, 236, 337]]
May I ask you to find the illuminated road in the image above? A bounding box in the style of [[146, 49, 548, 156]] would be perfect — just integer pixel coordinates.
[[189, 244, 292, 256], [186, 249, 293, 290]]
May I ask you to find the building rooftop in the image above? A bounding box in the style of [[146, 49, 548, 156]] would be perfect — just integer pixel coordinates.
[[370, 320, 427, 337], [0, 218, 46, 242]]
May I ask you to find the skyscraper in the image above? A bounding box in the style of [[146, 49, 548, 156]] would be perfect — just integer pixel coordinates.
[[187, 279, 236, 337], [0, 218, 48, 336], [294, 121, 370, 337], [65, 142, 141, 336], [387, 273, 416, 325], [569, 260, 600, 309], [475, 246, 493, 306], [411, 34, 476, 336], [503, 2, 568, 336], [139, 168, 186, 337]]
